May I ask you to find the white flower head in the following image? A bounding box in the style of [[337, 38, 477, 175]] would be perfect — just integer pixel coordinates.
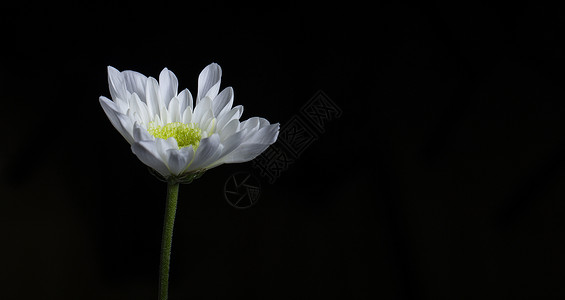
[[100, 63, 279, 182]]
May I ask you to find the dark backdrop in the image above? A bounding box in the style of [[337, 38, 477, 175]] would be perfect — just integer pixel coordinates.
[[2, 2, 565, 299]]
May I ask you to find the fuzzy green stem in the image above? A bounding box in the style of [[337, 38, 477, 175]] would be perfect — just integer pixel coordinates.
[[159, 181, 179, 300]]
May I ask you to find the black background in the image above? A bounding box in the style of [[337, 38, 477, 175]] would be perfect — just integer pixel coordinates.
[[2, 2, 565, 299]]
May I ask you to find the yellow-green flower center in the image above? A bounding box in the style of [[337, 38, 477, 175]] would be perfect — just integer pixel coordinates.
[[148, 122, 202, 149]]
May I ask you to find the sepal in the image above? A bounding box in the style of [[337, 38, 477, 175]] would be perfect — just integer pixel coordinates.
[[148, 167, 206, 184]]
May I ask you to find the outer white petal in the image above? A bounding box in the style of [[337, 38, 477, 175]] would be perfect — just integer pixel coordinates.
[[192, 96, 213, 125], [244, 122, 280, 144], [221, 143, 272, 164], [197, 63, 222, 104], [117, 112, 136, 144], [239, 117, 261, 131], [177, 88, 193, 113], [204, 130, 247, 169], [99, 96, 122, 129], [145, 77, 161, 119], [159, 68, 178, 107], [159, 137, 179, 152], [166, 146, 195, 175], [217, 129, 247, 159], [114, 97, 129, 114], [186, 133, 222, 171], [154, 138, 179, 171], [132, 140, 171, 177], [258, 118, 270, 127], [219, 119, 240, 141], [216, 105, 243, 131], [129, 93, 150, 125], [202, 160, 223, 170], [221, 123, 279, 163], [133, 123, 154, 141], [107, 66, 127, 101], [201, 117, 216, 137], [122, 70, 147, 99], [126, 108, 141, 128], [212, 87, 234, 118], [99, 96, 135, 144]]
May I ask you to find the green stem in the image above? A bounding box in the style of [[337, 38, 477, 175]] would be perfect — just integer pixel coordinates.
[[159, 181, 179, 300]]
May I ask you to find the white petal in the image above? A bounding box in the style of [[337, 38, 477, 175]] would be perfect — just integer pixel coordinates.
[[168, 96, 181, 123], [133, 123, 154, 141], [182, 107, 193, 124], [166, 146, 194, 175], [145, 77, 161, 119], [221, 143, 272, 164], [218, 119, 240, 141], [196, 146, 223, 170], [197, 63, 222, 104], [177, 88, 193, 113], [107, 66, 127, 101], [99, 96, 135, 144], [216, 105, 243, 131], [198, 112, 214, 138], [160, 102, 169, 124], [100, 96, 124, 132], [220, 123, 279, 163], [245, 123, 280, 144], [202, 117, 216, 136], [192, 96, 213, 125], [220, 130, 247, 156], [212, 87, 234, 118], [204, 160, 225, 170], [153, 114, 163, 126], [130, 93, 150, 125], [122, 70, 147, 99], [239, 117, 261, 131], [154, 138, 178, 169], [161, 137, 179, 151], [203, 130, 246, 169], [131, 141, 171, 177], [114, 97, 129, 114], [131, 111, 143, 125], [159, 68, 178, 108], [119, 111, 136, 143], [186, 133, 222, 171], [258, 118, 270, 127]]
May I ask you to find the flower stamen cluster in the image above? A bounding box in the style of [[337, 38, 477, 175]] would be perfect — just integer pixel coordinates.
[[148, 122, 202, 149]]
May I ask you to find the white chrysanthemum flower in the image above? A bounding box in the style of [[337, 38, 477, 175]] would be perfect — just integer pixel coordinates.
[[99, 63, 279, 181]]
